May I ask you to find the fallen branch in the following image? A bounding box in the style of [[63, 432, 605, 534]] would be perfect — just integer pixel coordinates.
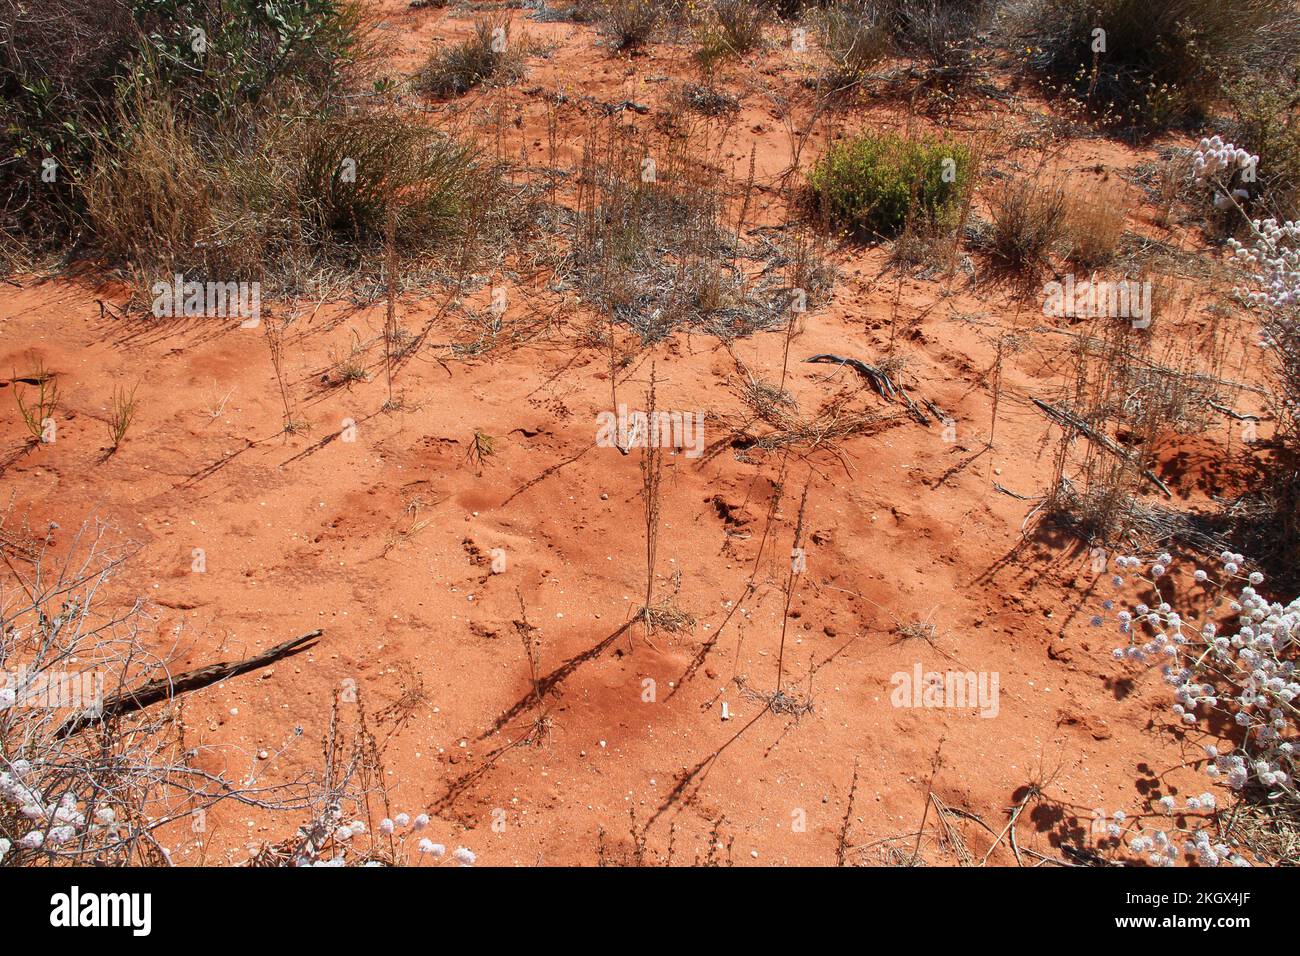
[[1208, 401, 1260, 422], [1031, 397, 1173, 497], [55, 630, 323, 739], [805, 354, 937, 425], [993, 482, 1035, 500], [979, 789, 1033, 866]]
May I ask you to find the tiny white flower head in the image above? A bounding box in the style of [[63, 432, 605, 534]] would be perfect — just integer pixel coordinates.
[[419, 840, 445, 857], [379, 818, 395, 835], [452, 846, 476, 867], [413, 813, 430, 830], [394, 813, 410, 828]]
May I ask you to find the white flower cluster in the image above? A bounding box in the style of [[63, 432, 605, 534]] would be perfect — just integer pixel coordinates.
[[1192, 136, 1256, 211], [0, 760, 125, 856], [333, 818, 368, 842], [1227, 218, 1300, 311], [292, 805, 475, 867], [1126, 821, 1247, 868], [1100, 791, 1246, 867], [1192, 136, 1257, 183], [1195, 143, 1300, 312], [1098, 552, 1298, 865], [1126, 828, 1180, 866]]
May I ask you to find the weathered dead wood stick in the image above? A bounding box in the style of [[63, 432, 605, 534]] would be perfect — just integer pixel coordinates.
[[805, 354, 932, 424], [1032, 397, 1172, 497], [805, 353, 895, 398], [1208, 401, 1260, 422], [55, 630, 323, 739]]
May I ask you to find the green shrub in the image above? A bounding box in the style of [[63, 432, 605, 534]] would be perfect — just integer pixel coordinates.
[[808, 133, 972, 237], [1025, 0, 1300, 129], [0, 0, 375, 243], [132, 0, 374, 115], [0, 0, 141, 237], [1225, 78, 1300, 223]]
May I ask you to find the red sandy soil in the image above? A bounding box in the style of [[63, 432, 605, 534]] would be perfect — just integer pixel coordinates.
[[0, 2, 1274, 865]]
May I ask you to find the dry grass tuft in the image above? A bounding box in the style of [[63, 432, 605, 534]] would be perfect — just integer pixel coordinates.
[[105, 382, 139, 453], [415, 16, 526, 97], [984, 175, 1068, 274], [1064, 185, 1127, 268], [818, 1, 892, 88]]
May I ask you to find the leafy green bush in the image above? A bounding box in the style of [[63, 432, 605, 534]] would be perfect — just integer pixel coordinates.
[[0, 0, 140, 237], [1226, 79, 1300, 223], [808, 133, 972, 237], [0, 0, 375, 243], [132, 0, 373, 115], [1024, 0, 1300, 129]]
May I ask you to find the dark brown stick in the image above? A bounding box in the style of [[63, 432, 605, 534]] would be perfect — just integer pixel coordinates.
[[55, 630, 323, 739], [1032, 397, 1172, 497]]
